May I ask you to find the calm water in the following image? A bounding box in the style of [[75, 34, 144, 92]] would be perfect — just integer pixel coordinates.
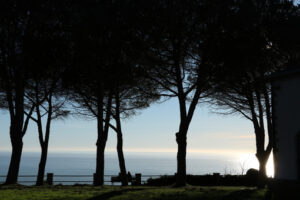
[[0, 151, 252, 185]]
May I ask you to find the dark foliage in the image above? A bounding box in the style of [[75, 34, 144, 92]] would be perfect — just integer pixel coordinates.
[[146, 173, 263, 187]]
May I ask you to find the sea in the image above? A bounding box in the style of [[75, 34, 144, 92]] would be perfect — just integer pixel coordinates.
[[0, 151, 261, 185]]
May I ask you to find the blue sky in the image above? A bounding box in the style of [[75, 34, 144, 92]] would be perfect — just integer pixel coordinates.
[[0, 98, 255, 155]]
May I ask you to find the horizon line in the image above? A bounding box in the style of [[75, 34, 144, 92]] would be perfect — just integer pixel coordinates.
[[0, 148, 254, 155]]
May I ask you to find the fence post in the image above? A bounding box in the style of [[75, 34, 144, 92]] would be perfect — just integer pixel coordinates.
[[135, 173, 141, 185], [46, 173, 53, 185], [93, 173, 97, 186]]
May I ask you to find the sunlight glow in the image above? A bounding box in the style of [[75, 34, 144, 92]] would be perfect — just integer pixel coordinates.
[[238, 152, 274, 177], [266, 153, 274, 177]]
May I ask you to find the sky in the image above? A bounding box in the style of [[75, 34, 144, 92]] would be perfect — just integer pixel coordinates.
[[0, 93, 276, 176], [0, 98, 255, 154]]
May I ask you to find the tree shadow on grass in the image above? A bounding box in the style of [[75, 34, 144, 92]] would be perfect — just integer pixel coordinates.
[[222, 189, 265, 200], [87, 188, 146, 200]]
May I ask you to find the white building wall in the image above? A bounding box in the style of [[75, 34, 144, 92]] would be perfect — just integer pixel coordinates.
[[273, 75, 300, 180]]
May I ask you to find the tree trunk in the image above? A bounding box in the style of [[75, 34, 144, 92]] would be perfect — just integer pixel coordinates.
[[94, 91, 112, 186], [175, 131, 187, 187], [35, 89, 52, 186], [94, 90, 105, 186], [258, 157, 267, 177], [256, 152, 269, 188], [36, 146, 48, 186], [95, 121, 106, 186], [256, 152, 267, 178], [5, 78, 25, 185], [114, 92, 128, 186], [254, 125, 270, 188], [95, 145, 105, 186], [117, 130, 128, 186], [5, 134, 23, 184]]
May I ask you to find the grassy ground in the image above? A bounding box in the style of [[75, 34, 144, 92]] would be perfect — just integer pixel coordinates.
[[0, 185, 267, 200]]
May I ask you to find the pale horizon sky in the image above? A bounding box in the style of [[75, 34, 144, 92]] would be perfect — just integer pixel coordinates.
[[0, 97, 276, 176], [0, 98, 255, 154]]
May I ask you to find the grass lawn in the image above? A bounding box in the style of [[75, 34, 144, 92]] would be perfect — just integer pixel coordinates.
[[0, 185, 267, 200]]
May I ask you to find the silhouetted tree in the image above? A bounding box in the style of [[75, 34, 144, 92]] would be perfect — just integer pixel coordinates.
[[67, 0, 131, 186], [0, 0, 42, 184], [23, 1, 72, 186], [209, 0, 297, 187], [69, 64, 113, 187], [212, 70, 277, 186], [67, 0, 157, 186], [0, 0, 73, 184], [69, 68, 113, 186], [108, 66, 157, 186], [27, 78, 69, 186], [136, 0, 219, 186]]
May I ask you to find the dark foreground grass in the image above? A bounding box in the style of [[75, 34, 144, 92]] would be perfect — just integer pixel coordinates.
[[0, 185, 267, 200]]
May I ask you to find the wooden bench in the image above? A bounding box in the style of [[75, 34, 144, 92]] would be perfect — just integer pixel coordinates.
[[111, 173, 141, 185]]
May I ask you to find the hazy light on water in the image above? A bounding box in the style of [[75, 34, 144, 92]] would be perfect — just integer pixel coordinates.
[[0, 151, 275, 179]]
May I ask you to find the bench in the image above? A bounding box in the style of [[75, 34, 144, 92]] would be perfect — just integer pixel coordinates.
[[111, 173, 141, 185]]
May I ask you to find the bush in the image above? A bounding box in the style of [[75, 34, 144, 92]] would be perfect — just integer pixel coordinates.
[[146, 173, 261, 186]]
